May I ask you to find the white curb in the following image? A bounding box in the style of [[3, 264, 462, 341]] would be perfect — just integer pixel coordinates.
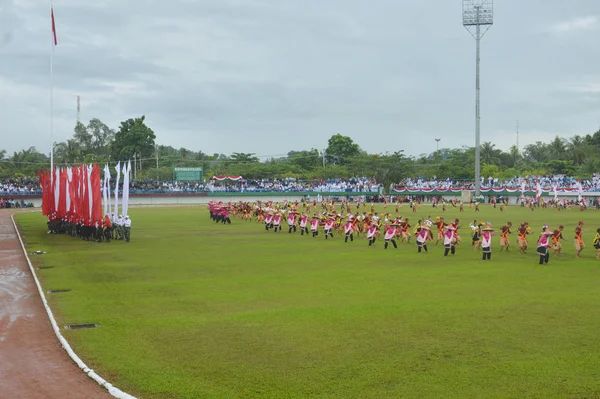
[[11, 214, 137, 399]]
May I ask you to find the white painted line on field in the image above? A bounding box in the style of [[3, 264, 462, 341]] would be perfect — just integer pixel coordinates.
[[11, 214, 137, 399]]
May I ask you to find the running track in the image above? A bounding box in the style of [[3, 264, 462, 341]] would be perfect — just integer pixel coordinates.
[[0, 210, 110, 398]]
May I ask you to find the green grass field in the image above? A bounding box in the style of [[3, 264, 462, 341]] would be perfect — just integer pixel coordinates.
[[14, 205, 600, 399]]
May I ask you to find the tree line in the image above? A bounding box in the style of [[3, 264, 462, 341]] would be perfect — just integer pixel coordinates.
[[1, 116, 600, 190]]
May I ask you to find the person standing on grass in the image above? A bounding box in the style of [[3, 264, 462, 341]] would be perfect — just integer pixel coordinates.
[[272, 212, 282, 232], [471, 222, 482, 251], [287, 211, 297, 233], [517, 223, 530, 254], [499, 224, 511, 252], [383, 224, 398, 249], [367, 222, 378, 246], [123, 215, 132, 243], [400, 218, 412, 244], [593, 228, 600, 259], [324, 217, 335, 240], [434, 216, 446, 246], [310, 215, 320, 237], [537, 228, 553, 265], [264, 212, 273, 231], [344, 217, 354, 243], [299, 213, 309, 235], [221, 207, 231, 224], [481, 226, 495, 260], [552, 225, 565, 256], [415, 225, 431, 253], [103, 214, 112, 243], [575, 221, 585, 258], [443, 225, 456, 256]]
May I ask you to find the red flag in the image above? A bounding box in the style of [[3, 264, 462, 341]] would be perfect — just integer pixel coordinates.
[[51, 8, 58, 45], [91, 164, 103, 223]]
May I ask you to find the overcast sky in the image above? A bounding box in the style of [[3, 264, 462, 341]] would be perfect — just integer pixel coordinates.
[[0, 0, 599, 159]]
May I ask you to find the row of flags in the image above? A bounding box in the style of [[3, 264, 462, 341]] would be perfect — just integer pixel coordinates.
[[39, 162, 131, 225]]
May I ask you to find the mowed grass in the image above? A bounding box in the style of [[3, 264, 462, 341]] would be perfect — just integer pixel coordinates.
[[14, 204, 600, 399]]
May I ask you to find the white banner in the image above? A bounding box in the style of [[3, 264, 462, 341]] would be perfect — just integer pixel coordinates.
[[121, 160, 131, 217], [87, 164, 93, 220], [66, 167, 72, 212], [114, 161, 121, 219], [54, 167, 60, 214], [102, 164, 109, 217]]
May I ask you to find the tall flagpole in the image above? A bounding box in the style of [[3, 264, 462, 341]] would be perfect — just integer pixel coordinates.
[[50, 1, 55, 184]]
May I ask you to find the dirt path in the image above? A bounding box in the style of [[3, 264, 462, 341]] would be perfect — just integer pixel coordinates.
[[0, 210, 111, 399]]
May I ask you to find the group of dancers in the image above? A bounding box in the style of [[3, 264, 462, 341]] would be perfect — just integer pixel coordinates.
[[207, 199, 600, 264]]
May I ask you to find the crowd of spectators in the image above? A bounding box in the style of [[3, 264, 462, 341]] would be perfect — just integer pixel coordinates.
[[0, 177, 41, 195], [130, 178, 380, 193], [395, 175, 600, 192], [4, 175, 600, 196]]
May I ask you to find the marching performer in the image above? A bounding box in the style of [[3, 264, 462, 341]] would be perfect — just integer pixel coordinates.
[[310, 215, 320, 237], [574, 221, 585, 258], [324, 217, 335, 240], [265, 212, 274, 231], [434, 217, 446, 246], [383, 224, 398, 249], [415, 225, 431, 253], [443, 225, 456, 256], [551, 225, 565, 256], [273, 212, 282, 232], [537, 228, 552, 265], [471, 222, 482, 251], [593, 228, 600, 260], [287, 211, 297, 233], [344, 217, 355, 243], [481, 225, 495, 260], [517, 223, 530, 253], [499, 224, 511, 252], [367, 222, 378, 246], [299, 213, 309, 235]]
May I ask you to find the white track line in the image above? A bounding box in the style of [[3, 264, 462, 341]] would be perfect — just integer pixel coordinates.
[[11, 213, 137, 399]]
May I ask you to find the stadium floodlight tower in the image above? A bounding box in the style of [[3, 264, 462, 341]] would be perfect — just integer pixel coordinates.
[[463, 0, 493, 197]]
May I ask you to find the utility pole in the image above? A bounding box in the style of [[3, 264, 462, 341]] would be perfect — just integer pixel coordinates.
[[133, 153, 137, 180]]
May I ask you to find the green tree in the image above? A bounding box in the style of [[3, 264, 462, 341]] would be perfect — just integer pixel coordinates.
[[548, 136, 567, 160], [480, 142, 501, 165], [523, 142, 550, 163], [567, 135, 588, 165], [545, 159, 576, 175], [87, 118, 115, 158], [73, 121, 93, 153], [287, 149, 321, 170], [325, 134, 360, 165], [111, 116, 156, 163], [230, 153, 260, 163], [53, 139, 81, 164]]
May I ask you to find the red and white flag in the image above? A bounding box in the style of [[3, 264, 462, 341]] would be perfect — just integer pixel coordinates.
[[51, 7, 58, 45]]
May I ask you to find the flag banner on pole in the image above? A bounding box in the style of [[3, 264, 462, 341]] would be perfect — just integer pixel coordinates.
[[39, 163, 107, 226], [114, 161, 121, 219], [102, 164, 109, 217], [121, 160, 131, 217], [51, 7, 58, 45]]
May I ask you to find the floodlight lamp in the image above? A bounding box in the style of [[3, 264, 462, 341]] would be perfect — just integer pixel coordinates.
[[462, 0, 494, 27]]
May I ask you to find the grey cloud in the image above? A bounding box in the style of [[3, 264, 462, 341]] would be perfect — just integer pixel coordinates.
[[1, 0, 599, 158]]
